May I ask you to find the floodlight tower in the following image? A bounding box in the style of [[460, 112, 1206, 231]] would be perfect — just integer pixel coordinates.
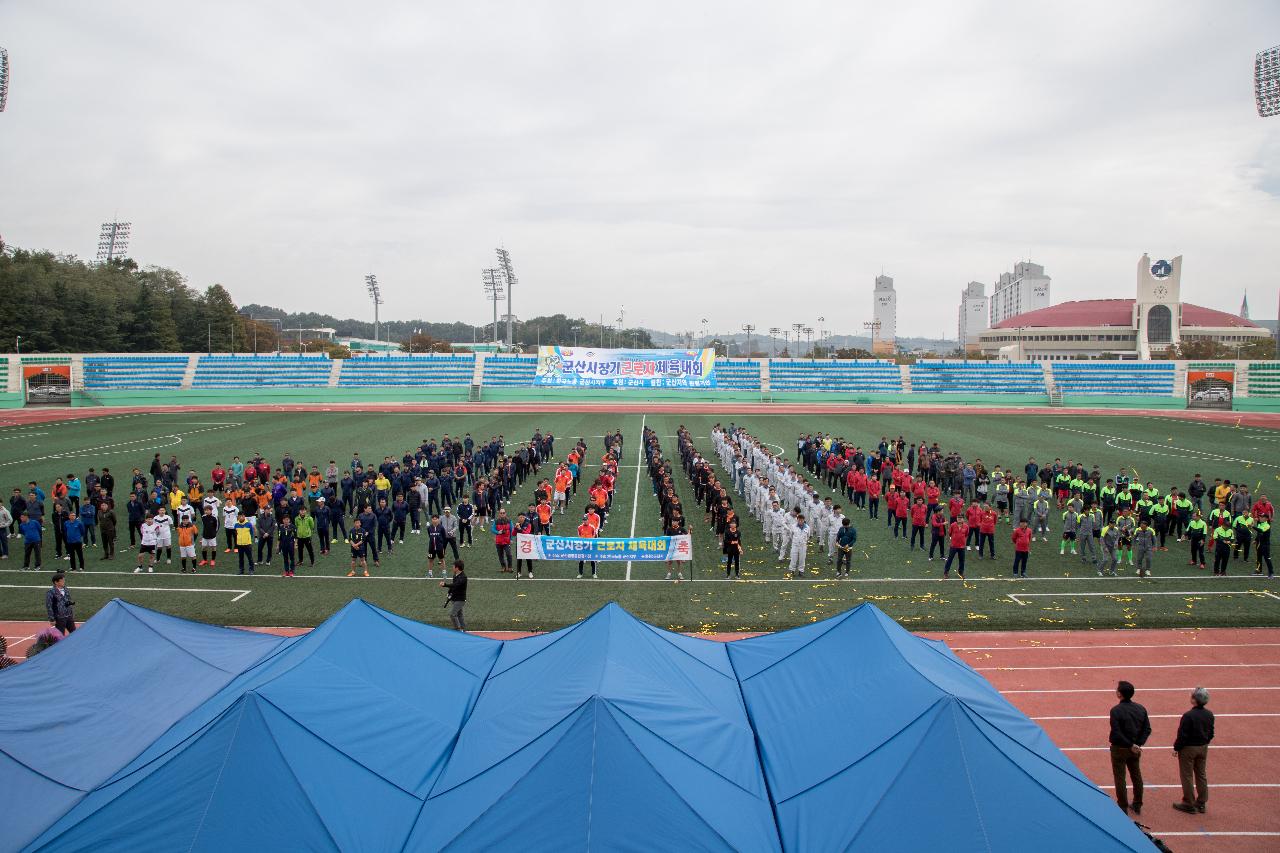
[[768, 327, 780, 358], [364, 274, 383, 342], [803, 326, 814, 358], [1257, 45, 1280, 117], [0, 47, 9, 113], [741, 324, 755, 357], [495, 247, 517, 347], [96, 221, 131, 263], [482, 268, 504, 344]]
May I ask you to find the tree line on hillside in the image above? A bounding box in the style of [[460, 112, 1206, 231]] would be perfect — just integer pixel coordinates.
[[0, 249, 279, 354]]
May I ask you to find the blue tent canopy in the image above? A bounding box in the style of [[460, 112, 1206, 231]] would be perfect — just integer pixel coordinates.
[[3, 600, 1154, 852]]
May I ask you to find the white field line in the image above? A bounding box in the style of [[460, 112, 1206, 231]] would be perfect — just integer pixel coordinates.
[[976, 663, 1280, 671], [1007, 590, 1280, 606], [1002, 686, 1280, 694], [1060, 745, 1280, 752], [1033, 713, 1280, 720], [0, 584, 250, 602], [1151, 834, 1280, 838], [625, 414, 646, 582], [0, 423, 243, 467], [1045, 424, 1279, 469], [952, 643, 1280, 651], [2, 568, 1276, 586]]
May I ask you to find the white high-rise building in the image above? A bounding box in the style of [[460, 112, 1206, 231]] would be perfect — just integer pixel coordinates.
[[872, 274, 897, 355], [958, 281, 989, 353], [989, 261, 1051, 326]]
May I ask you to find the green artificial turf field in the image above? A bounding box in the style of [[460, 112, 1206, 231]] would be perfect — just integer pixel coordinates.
[[2, 409, 1277, 632]]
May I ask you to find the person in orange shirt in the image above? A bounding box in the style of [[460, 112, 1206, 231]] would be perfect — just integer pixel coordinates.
[[255, 485, 271, 510], [576, 517, 598, 579], [176, 518, 198, 573], [584, 507, 602, 537], [535, 499, 554, 534], [307, 469, 322, 492], [554, 467, 572, 515], [590, 482, 609, 525]]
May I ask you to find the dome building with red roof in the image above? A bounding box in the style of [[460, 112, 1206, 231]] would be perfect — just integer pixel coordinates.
[[975, 254, 1269, 360]]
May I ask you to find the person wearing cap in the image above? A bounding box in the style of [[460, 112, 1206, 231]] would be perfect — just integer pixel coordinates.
[[1172, 687, 1215, 814]]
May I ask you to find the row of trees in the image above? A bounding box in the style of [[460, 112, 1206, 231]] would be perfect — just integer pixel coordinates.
[[0, 249, 279, 353]]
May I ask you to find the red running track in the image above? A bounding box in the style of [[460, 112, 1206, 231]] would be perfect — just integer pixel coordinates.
[[4, 620, 1275, 849], [2, 403, 1278, 427]]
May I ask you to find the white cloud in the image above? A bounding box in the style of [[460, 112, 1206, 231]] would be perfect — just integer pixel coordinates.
[[2, 0, 1277, 338]]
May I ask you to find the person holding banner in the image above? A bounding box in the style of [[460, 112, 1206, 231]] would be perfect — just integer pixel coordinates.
[[576, 517, 598, 579], [664, 512, 687, 581], [514, 514, 536, 578]]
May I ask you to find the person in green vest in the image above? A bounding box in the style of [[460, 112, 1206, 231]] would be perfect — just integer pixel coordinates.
[[1209, 502, 1232, 528], [1054, 470, 1072, 509], [1255, 519, 1273, 577], [1135, 495, 1154, 525], [1081, 478, 1098, 508], [1233, 513, 1255, 562], [1144, 482, 1160, 503], [1152, 498, 1171, 551], [1211, 521, 1234, 576], [1060, 509, 1081, 556], [1100, 479, 1119, 524], [1127, 478, 1144, 508], [295, 508, 316, 570], [1173, 492, 1194, 542], [1114, 508, 1137, 566], [1185, 510, 1208, 570]]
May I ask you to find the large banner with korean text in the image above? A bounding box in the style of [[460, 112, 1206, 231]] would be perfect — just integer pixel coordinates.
[[516, 534, 693, 561], [534, 346, 716, 389]]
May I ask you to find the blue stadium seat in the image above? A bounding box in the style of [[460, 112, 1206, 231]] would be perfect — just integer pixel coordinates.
[[339, 355, 475, 387], [768, 360, 902, 393], [713, 360, 761, 391], [909, 361, 1046, 394], [82, 356, 189, 390], [481, 356, 538, 387], [1050, 362, 1176, 395], [192, 355, 332, 388]]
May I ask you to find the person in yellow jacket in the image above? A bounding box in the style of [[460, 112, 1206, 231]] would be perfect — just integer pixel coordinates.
[[234, 513, 255, 575]]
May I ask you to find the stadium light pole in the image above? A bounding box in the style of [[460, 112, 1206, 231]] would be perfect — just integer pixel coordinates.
[[96, 221, 131, 264], [572, 324, 581, 347], [817, 316, 826, 357], [741, 324, 755, 358], [364, 275, 383, 343], [1257, 45, 1280, 117], [791, 323, 803, 359], [496, 247, 517, 348], [0, 47, 9, 113], [768, 327, 780, 358], [15, 335, 21, 355], [482, 269, 504, 344], [700, 318, 709, 348]]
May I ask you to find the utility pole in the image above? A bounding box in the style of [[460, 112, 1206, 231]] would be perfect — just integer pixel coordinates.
[[768, 327, 780, 358], [741, 324, 755, 358]]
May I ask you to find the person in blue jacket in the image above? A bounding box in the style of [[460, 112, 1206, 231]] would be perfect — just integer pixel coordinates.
[[78, 501, 98, 546], [64, 513, 86, 571], [20, 512, 43, 570]]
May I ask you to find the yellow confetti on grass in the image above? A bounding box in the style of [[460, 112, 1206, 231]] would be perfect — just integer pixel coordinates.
[[966, 613, 990, 620]]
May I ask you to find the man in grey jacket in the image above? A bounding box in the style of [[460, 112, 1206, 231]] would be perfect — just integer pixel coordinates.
[[1134, 521, 1156, 578], [46, 572, 76, 634], [256, 507, 276, 565], [1077, 505, 1099, 567], [440, 505, 460, 560]]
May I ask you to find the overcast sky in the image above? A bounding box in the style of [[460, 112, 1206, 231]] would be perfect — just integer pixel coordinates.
[[2, 1, 1278, 339]]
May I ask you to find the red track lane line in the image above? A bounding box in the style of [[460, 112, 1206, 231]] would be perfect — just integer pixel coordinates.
[[3, 403, 1278, 427], [1008, 693, 1280, 717], [929, 627, 1280, 648]]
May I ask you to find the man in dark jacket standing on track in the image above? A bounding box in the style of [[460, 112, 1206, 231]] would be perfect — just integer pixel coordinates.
[[440, 559, 468, 631], [1109, 680, 1152, 815], [1172, 687, 1215, 815]]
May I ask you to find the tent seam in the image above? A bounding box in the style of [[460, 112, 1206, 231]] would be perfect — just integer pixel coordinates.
[[729, 607, 860, 683], [724, 641, 788, 853], [368, 605, 496, 679], [185, 700, 248, 853], [841, 701, 949, 851], [950, 701, 994, 853], [401, 636, 507, 853], [250, 697, 345, 852]]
